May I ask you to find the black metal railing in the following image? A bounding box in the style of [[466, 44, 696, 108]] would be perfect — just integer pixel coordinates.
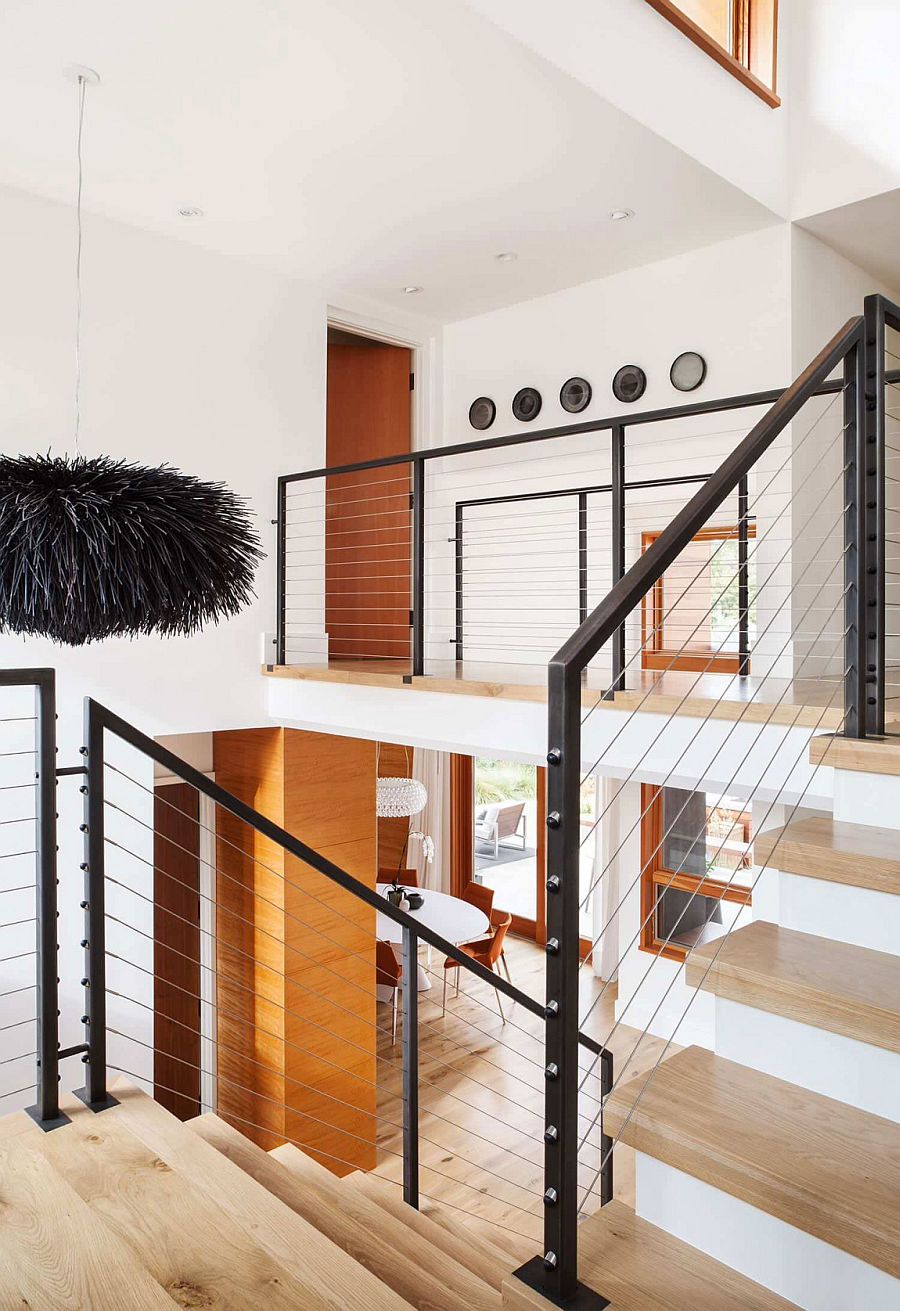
[[274, 327, 898, 690], [54, 697, 612, 1233], [534, 294, 899, 1305], [0, 669, 59, 1127]]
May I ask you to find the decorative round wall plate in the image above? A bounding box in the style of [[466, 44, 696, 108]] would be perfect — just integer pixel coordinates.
[[670, 351, 707, 392], [560, 376, 592, 414], [468, 396, 496, 431], [512, 387, 543, 422], [612, 364, 647, 404]]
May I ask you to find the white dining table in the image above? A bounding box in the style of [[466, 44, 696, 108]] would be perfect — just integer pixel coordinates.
[[375, 883, 489, 995]]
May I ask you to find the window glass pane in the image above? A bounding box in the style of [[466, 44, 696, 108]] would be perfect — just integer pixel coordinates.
[[660, 534, 756, 655], [677, 0, 732, 49], [660, 786, 753, 887], [579, 776, 598, 940], [655, 884, 745, 950], [473, 758, 536, 921]]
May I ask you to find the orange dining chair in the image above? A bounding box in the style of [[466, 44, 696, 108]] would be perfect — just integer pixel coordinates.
[[378, 868, 419, 888], [376, 939, 402, 1043], [462, 881, 494, 917], [491, 906, 513, 984], [442, 911, 513, 1022]]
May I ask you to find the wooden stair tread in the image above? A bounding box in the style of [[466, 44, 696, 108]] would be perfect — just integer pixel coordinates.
[[24, 1089, 361, 1311], [0, 1129, 177, 1310], [504, 1201, 800, 1310], [685, 919, 900, 1052], [99, 1080, 411, 1311], [604, 1046, 900, 1277], [190, 1114, 498, 1311], [417, 1194, 537, 1265], [809, 731, 900, 775], [344, 1166, 513, 1292], [755, 813, 900, 894]]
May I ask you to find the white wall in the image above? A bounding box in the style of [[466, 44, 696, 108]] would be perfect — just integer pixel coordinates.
[[460, 0, 790, 216], [0, 183, 330, 1104], [0, 184, 328, 743], [788, 0, 900, 220]]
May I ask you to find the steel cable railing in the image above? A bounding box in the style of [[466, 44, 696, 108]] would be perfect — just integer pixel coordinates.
[[533, 307, 886, 1305]]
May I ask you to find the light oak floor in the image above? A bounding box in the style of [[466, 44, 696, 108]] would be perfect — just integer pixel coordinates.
[[372, 934, 676, 1248]]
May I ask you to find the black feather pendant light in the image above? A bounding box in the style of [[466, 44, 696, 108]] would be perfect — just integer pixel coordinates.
[[0, 69, 263, 646]]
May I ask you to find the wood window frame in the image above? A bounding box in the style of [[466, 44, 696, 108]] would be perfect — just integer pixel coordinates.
[[639, 783, 752, 962], [641, 522, 755, 675], [644, 0, 779, 107]]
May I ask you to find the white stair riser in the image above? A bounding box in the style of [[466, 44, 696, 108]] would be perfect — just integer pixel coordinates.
[[633, 1153, 899, 1311], [777, 870, 900, 955], [713, 997, 900, 1123], [832, 769, 900, 827]]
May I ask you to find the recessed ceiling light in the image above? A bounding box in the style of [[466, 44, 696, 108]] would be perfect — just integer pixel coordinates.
[[178, 206, 204, 218], [609, 208, 634, 221], [496, 251, 518, 263], [402, 285, 423, 295]]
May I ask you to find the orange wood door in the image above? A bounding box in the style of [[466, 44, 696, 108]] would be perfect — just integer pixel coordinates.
[[154, 782, 201, 1120], [326, 340, 412, 662]]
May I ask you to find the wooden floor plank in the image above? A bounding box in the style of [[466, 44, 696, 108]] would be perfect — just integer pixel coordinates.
[[686, 919, 900, 1052], [605, 1046, 900, 1277], [0, 1134, 175, 1311]]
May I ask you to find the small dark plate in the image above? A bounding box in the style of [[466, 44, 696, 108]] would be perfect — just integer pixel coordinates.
[[560, 376, 592, 414], [512, 386, 543, 422], [468, 396, 496, 430]]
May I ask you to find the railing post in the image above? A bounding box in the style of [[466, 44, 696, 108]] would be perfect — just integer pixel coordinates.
[[863, 295, 886, 736], [512, 661, 608, 1306], [31, 671, 65, 1128], [275, 477, 287, 667], [737, 475, 750, 676], [844, 331, 869, 738], [412, 457, 425, 677], [598, 1048, 614, 1208], [401, 923, 419, 1208], [609, 424, 626, 696], [578, 492, 588, 626], [78, 698, 114, 1109]]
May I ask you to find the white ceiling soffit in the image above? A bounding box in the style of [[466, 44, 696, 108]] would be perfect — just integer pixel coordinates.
[[798, 189, 900, 303], [1, 0, 777, 322]]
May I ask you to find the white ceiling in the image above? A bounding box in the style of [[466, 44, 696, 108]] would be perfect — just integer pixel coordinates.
[[798, 189, 900, 301], [0, 0, 776, 321]]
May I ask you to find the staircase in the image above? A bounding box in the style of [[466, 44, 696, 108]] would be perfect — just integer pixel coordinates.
[[604, 734, 900, 1311], [0, 1076, 804, 1310]]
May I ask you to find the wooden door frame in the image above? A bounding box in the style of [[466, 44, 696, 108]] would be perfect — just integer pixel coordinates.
[[327, 304, 436, 457], [450, 754, 547, 943]]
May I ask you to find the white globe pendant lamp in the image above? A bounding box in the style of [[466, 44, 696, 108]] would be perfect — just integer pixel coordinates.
[[376, 776, 428, 819]]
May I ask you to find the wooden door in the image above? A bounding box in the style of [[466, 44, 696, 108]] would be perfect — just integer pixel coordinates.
[[154, 782, 201, 1120], [326, 338, 412, 663]]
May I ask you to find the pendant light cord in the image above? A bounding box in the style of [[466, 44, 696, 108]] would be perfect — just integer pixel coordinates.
[[73, 73, 86, 455]]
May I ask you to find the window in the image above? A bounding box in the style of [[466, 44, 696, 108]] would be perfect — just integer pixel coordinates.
[[640, 784, 752, 961], [641, 524, 756, 674], [644, 0, 779, 107]]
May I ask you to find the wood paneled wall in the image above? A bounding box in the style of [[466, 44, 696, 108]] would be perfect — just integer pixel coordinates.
[[212, 727, 377, 1171], [212, 728, 286, 1149]]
